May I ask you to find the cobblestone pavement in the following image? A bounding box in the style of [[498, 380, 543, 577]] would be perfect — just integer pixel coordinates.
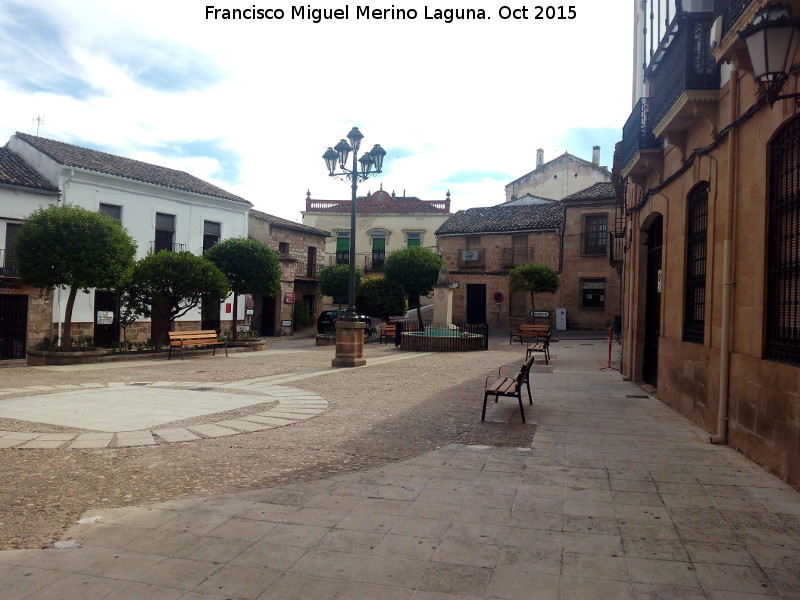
[[1, 335, 799, 599]]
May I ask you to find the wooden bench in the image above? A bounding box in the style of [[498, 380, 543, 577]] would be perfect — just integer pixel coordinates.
[[525, 330, 551, 365], [510, 323, 550, 344], [167, 330, 227, 360], [482, 356, 535, 423], [379, 323, 397, 345]]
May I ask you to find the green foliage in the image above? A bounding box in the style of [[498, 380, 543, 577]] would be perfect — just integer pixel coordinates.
[[383, 246, 443, 299], [123, 251, 230, 348], [293, 302, 313, 327], [204, 237, 281, 297], [16, 204, 136, 348], [318, 264, 362, 306], [509, 262, 560, 313], [355, 277, 406, 322]]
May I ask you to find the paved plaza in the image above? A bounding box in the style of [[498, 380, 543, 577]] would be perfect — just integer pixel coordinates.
[[0, 335, 798, 599]]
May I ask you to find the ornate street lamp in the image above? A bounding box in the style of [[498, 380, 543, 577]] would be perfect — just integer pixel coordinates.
[[739, 3, 800, 105], [321, 127, 386, 321]]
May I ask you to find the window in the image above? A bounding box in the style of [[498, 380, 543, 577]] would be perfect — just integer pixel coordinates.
[[307, 246, 317, 278], [371, 233, 386, 269], [99, 203, 121, 222], [203, 220, 221, 252], [154, 213, 175, 252], [582, 214, 608, 256], [407, 232, 421, 247], [766, 117, 800, 364], [335, 232, 350, 264], [684, 182, 708, 344], [278, 242, 289, 255], [581, 278, 606, 308], [3, 222, 21, 276], [510, 291, 528, 317]]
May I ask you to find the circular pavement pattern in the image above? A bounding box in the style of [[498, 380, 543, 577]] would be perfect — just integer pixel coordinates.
[[0, 381, 328, 450]]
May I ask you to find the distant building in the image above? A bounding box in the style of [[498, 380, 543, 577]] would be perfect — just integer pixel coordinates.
[[504, 147, 611, 202], [248, 210, 329, 336], [0, 147, 60, 358], [302, 187, 451, 309]]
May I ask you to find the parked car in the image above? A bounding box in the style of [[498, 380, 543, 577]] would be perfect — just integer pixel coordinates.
[[316, 310, 373, 335]]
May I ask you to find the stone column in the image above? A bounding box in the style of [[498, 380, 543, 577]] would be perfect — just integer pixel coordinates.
[[331, 320, 366, 368]]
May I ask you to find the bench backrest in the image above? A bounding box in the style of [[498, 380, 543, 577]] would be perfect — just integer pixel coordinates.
[[381, 324, 397, 334], [517, 324, 550, 335], [168, 330, 219, 342], [516, 356, 535, 385]]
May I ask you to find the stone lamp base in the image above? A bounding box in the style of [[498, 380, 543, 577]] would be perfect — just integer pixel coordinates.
[[331, 320, 366, 368]]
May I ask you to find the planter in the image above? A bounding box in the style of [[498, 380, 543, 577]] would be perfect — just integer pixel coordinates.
[[26, 348, 107, 366], [227, 339, 266, 352], [315, 334, 336, 347]]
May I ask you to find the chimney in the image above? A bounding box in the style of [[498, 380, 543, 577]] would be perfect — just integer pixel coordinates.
[[592, 145, 601, 166], [536, 148, 544, 168]]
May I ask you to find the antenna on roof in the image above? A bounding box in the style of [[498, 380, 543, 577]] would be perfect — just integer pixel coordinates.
[[32, 114, 45, 136]]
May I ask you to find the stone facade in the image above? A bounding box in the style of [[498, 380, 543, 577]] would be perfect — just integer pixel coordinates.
[[248, 210, 329, 336], [620, 1, 800, 486], [505, 148, 611, 202]]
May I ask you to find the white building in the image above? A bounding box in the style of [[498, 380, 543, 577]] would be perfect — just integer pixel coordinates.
[[5, 133, 252, 347], [504, 148, 611, 203]]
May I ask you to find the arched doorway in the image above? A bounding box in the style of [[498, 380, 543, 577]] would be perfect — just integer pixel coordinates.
[[643, 215, 663, 386]]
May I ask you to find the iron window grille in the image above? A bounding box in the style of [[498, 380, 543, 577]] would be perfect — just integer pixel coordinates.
[[581, 215, 608, 256], [766, 117, 800, 365], [581, 278, 606, 309], [684, 182, 708, 344]]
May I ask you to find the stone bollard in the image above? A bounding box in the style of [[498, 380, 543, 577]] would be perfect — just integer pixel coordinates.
[[331, 320, 366, 368]]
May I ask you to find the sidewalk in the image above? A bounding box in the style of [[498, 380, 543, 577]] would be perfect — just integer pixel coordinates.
[[0, 342, 798, 599]]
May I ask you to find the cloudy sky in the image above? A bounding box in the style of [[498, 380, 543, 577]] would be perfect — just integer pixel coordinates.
[[0, 0, 633, 222]]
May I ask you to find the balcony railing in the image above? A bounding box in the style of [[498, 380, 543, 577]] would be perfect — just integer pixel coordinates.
[[364, 253, 385, 272], [457, 248, 486, 268], [646, 12, 720, 129], [329, 253, 350, 266], [499, 247, 534, 269], [622, 97, 660, 170], [150, 242, 187, 253], [0, 249, 18, 277], [714, 0, 752, 37]]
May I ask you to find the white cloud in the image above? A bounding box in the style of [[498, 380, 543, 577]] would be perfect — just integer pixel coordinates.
[[0, 0, 633, 222]]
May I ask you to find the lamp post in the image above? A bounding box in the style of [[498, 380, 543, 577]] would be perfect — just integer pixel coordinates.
[[739, 3, 800, 105], [322, 127, 386, 367]]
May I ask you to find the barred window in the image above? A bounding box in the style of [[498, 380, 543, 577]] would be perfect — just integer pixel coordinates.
[[766, 117, 800, 364], [684, 182, 708, 344], [581, 278, 606, 308], [582, 214, 608, 256]]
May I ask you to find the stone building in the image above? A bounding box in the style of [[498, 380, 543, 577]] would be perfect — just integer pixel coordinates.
[[302, 188, 451, 309], [559, 182, 622, 331], [248, 210, 329, 336], [504, 147, 611, 203], [0, 147, 60, 359], [435, 202, 563, 330], [620, 0, 800, 485]]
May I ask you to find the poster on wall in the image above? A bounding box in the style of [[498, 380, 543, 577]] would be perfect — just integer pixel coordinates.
[[96, 311, 114, 325]]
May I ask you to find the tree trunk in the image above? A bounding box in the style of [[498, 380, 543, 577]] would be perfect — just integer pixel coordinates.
[[62, 287, 78, 348]]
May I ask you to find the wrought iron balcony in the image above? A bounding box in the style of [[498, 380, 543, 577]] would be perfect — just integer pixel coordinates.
[[622, 97, 660, 171], [499, 247, 534, 269], [329, 252, 350, 266], [0, 249, 18, 277], [364, 253, 385, 272], [646, 12, 720, 130], [714, 0, 753, 37], [149, 241, 187, 253]]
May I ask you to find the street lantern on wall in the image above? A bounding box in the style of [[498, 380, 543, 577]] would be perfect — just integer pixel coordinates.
[[739, 3, 800, 104], [321, 127, 386, 321]]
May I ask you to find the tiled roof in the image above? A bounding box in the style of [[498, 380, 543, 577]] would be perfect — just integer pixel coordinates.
[[562, 182, 617, 202], [436, 202, 563, 235], [14, 132, 250, 205], [250, 209, 330, 237], [0, 147, 59, 194]]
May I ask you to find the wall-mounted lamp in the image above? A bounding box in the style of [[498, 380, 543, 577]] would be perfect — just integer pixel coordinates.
[[739, 3, 800, 105]]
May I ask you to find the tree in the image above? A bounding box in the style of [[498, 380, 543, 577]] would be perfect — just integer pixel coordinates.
[[383, 246, 443, 327], [123, 251, 230, 350], [15, 204, 136, 349], [204, 238, 281, 341], [318, 264, 362, 309], [355, 277, 406, 323], [509, 262, 560, 318]]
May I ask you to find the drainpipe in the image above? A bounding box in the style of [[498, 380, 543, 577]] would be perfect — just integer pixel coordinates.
[[712, 69, 738, 444]]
